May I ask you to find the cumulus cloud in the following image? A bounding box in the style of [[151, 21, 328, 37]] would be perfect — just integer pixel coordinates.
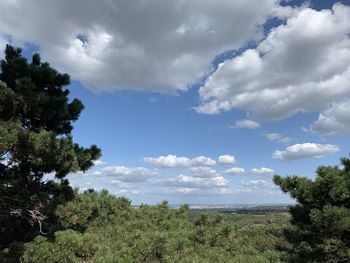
[[100, 166, 158, 182], [164, 175, 228, 188], [189, 166, 219, 177], [250, 167, 275, 175], [144, 155, 190, 168], [190, 156, 216, 166], [218, 155, 236, 164], [223, 167, 245, 175], [311, 99, 350, 136], [263, 133, 290, 143], [234, 119, 260, 129], [273, 143, 340, 160], [144, 154, 215, 168], [241, 179, 269, 188], [196, 4, 350, 120], [0, 0, 283, 92]]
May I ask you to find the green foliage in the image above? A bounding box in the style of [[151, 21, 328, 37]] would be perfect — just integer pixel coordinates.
[[0, 45, 101, 251], [274, 156, 350, 262], [20, 191, 284, 262]]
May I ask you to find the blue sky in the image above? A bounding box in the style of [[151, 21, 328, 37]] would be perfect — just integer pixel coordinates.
[[1, 0, 350, 204]]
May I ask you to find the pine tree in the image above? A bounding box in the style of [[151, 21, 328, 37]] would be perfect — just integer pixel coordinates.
[[274, 156, 350, 262], [0, 45, 101, 249]]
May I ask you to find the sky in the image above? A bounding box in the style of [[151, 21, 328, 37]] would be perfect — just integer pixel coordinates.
[[1, 0, 350, 205]]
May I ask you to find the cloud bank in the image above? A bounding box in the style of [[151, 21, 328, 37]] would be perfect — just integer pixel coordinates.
[[0, 0, 282, 93], [196, 4, 350, 123], [1, 1, 348, 135]]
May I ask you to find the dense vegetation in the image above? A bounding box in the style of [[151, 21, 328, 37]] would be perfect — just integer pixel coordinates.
[[1, 46, 349, 262], [20, 190, 285, 262]]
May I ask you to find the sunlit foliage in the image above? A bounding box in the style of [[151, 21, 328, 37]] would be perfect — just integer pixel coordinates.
[[20, 190, 283, 263]]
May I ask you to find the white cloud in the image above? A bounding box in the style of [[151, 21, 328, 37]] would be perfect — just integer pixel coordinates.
[[189, 166, 218, 177], [196, 4, 350, 120], [109, 179, 140, 195], [273, 143, 340, 160], [164, 175, 228, 188], [110, 179, 134, 189], [100, 166, 158, 182], [93, 159, 106, 166], [190, 156, 216, 166], [250, 167, 275, 175], [311, 99, 350, 136], [223, 167, 245, 175], [63, 171, 142, 198], [218, 155, 236, 165], [241, 179, 269, 188], [144, 154, 215, 168], [0, 0, 282, 93], [240, 180, 279, 192], [234, 119, 260, 129], [263, 133, 290, 143], [144, 155, 190, 168]]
